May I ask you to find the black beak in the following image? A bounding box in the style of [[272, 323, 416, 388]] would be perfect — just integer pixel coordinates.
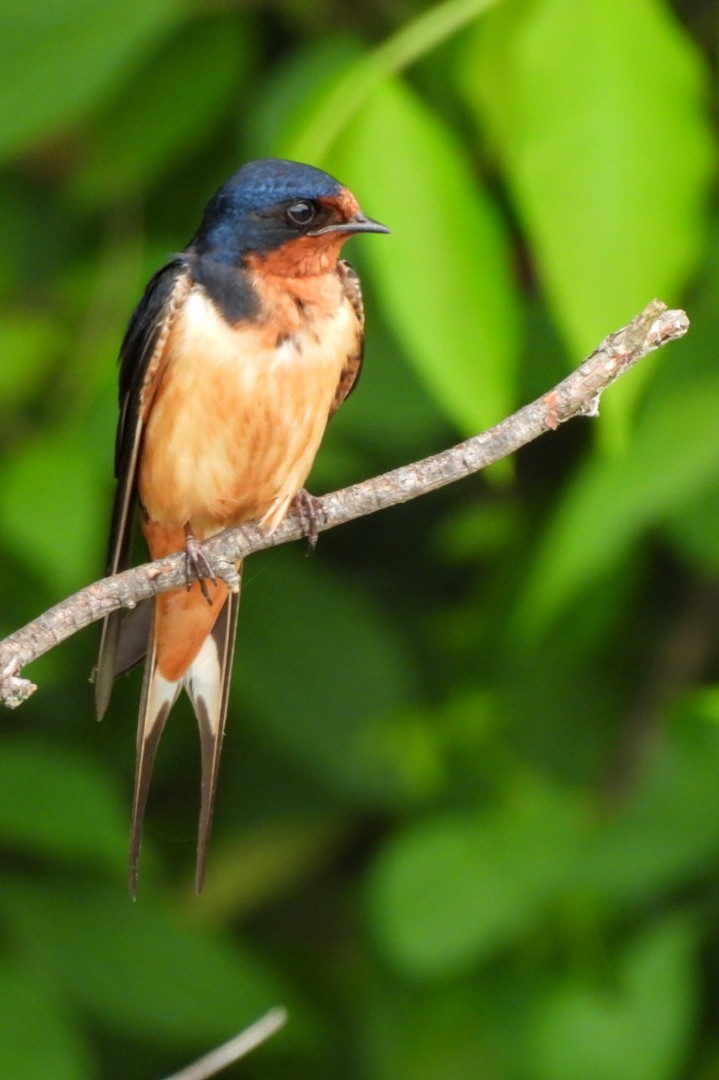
[[307, 212, 390, 238]]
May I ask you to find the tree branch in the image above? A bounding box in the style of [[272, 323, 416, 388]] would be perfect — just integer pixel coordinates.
[[0, 300, 689, 708]]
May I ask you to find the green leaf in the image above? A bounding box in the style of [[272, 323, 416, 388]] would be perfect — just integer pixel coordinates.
[[0, 313, 62, 404], [287, 0, 506, 164], [578, 711, 719, 908], [0, 425, 107, 594], [367, 780, 590, 977], [187, 817, 348, 924], [658, 239, 719, 574], [2, 882, 296, 1050], [71, 17, 250, 205], [0, 965, 92, 1080], [515, 370, 719, 636], [662, 478, 719, 575], [462, 0, 715, 438], [0, 0, 182, 162], [362, 978, 508, 1080], [237, 553, 419, 807], [329, 77, 521, 434], [247, 36, 363, 159], [0, 740, 125, 873], [531, 917, 696, 1080]]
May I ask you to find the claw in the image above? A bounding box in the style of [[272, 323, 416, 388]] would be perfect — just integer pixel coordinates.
[[184, 527, 216, 604], [291, 489, 322, 553]]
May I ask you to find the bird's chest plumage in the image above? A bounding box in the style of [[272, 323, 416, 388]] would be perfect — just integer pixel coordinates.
[[138, 274, 358, 535]]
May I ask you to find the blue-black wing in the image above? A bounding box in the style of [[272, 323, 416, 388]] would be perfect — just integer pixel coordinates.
[[94, 258, 191, 718]]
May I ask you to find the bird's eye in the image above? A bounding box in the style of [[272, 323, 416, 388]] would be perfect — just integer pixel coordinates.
[[285, 200, 316, 227]]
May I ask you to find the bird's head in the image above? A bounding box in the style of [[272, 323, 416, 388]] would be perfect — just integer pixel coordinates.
[[191, 158, 389, 275]]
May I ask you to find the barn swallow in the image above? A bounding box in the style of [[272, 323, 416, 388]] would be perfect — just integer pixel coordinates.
[[93, 159, 388, 896]]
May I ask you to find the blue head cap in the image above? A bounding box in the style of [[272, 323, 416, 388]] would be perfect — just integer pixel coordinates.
[[224, 159, 343, 207], [191, 159, 345, 261]]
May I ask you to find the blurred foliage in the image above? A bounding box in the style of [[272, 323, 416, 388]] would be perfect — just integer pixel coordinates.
[[2, 0, 719, 1076]]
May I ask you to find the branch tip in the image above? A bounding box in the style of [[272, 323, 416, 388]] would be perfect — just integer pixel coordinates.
[[647, 308, 689, 350]]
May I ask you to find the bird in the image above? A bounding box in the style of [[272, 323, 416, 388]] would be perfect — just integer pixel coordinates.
[[93, 158, 389, 897]]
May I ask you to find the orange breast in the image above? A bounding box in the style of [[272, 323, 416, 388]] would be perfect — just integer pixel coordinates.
[[138, 279, 360, 537]]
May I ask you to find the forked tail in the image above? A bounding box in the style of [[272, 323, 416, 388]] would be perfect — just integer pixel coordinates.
[[128, 569, 241, 898]]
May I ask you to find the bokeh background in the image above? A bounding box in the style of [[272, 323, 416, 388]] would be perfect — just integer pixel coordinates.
[[2, 0, 719, 1076]]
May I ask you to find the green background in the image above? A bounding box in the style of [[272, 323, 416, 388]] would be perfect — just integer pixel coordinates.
[[1, 0, 719, 1075]]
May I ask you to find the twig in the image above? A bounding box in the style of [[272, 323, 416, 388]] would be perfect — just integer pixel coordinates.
[[0, 300, 689, 708], [161, 1007, 287, 1080]]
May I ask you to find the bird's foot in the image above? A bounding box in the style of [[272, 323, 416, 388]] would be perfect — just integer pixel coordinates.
[[291, 489, 323, 553], [184, 529, 216, 604]]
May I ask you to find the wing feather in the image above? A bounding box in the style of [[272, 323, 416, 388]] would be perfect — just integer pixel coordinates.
[[94, 259, 191, 719], [330, 259, 365, 415]]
